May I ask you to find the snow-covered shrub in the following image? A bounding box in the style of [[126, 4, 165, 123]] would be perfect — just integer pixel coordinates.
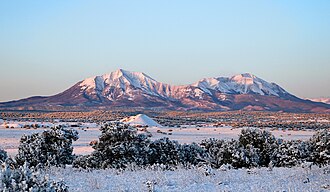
[[0, 148, 7, 164], [74, 123, 208, 169], [74, 123, 152, 169], [201, 139, 234, 168], [178, 143, 207, 166], [308, 129, 330, 166], [148, 137, 180, 166], [273, 140, 310, 167], [239, 128, 278, 166], [232, 143, 260, 168], [0, 162, 68, 191], [15, 126, 79, 168], [73, 152, 103, 169], [201, 139, 259, 168]]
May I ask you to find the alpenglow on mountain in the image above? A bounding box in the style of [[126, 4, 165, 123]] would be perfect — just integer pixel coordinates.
[[1, 69, 329, 112]]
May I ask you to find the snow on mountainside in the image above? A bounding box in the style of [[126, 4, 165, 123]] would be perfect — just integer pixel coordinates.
[[79, 69, 173, 100], [0, 69, 329, 112], [307, 97, 330, 104], [192, 73, 288, 96], [78, 69, 289, 100]]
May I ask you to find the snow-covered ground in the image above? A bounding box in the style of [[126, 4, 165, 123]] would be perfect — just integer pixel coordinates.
[[0, 126, 100, 156], [0, 120, 98, 129], [0, 121, 327, 192], [0, 122, 316, 156], [47, 165, 330, 192], [146, 126, 315, 144]]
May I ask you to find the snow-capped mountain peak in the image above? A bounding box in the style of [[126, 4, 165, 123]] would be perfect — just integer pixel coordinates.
[[1, 69, 329, 112], [192, 73, 287, 96], [79, 70, 291, 99], [231, 73, 257, 85], [79, 69, 172, 100], [80, 69, 157, 90]]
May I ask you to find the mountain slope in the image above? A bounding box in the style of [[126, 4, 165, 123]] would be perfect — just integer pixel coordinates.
[[306, 98, 330, 105], [0, 69, 329, 112]]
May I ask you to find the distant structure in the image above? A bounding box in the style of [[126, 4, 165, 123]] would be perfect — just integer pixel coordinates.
[[120, 114, 162, 127]]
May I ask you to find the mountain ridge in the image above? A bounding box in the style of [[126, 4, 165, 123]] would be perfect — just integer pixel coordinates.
[[0, 69, 329, 113]]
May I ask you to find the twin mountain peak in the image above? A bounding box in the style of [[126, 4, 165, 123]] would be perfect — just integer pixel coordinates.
[[1, 69, 329, 112]]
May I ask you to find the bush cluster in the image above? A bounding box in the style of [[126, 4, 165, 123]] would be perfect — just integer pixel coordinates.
[[202, 128, 329, 168], [0, 149, 7, 164], [0, 162, 68, 191], [73, 123, 207, 169], [308, 129, 330, 166], [74, 125, 329, 169], [15, 126, 79, 168], [201, 128, 279, 168], [0, 124, 328, 176], [0, 126, 77, 191]]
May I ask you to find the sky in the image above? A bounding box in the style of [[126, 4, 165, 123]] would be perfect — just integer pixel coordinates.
[[0, 0, 329, 102]]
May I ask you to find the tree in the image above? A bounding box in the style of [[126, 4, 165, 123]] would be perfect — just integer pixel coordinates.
[[201, 138, 259, 168], [0, 162, 68, 191], [15, 126, 79, 168], [273, 140, 310, 167], [74, 123, 152, 169], [178, 142, 207, 166], [308, 129, 330, 166], [148, 138, 180, 166], [74, 123, 206, 169], [0, 148, 7, 164], [239, 128, 278, 166]]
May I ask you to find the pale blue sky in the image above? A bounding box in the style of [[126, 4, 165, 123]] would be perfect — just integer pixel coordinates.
[[0, 0, 329, 102]]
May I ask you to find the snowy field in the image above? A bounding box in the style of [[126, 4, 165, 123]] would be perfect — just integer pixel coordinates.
[[0, 120, 328, 192], [0, 122, 316, 156], [147, 126, 315, 143], [47, 165, 330, 192]]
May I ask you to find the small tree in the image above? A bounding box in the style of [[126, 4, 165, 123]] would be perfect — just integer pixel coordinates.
[[0, 148, 7, 164], [74, 123, 207, 169], [75, 123, 151, 169], [0, 162, 68, 191], [201, 139, 259, 168], [239, 128, 278, 166], [72, 152, 103, 169], [148, 138, 180, 166], [178, 142, 207, 166], [273, 140, 310, 167], [15, 126, 79, 168], [308, 129, 330, 166], [201, 139, 234, 168]]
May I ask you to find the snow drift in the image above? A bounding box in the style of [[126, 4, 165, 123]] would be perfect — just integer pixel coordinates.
[[121, 114, 162, 127]]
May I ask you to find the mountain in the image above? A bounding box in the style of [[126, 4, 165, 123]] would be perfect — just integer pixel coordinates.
[[306, 97, 330, 105], [0, 69, 329, 112]]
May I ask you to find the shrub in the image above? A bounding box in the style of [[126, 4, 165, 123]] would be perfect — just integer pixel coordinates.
[[0, 148, 7, 164], [239, 128, 278, 166], [273, 140, 310, 167], [308, 129, 330, 166], [72, 152, 103, 169], [201, 139, 234, 168], [201, 139, 259, 168], [148, 138, 180, 166], [74, 123, 152, 169], [74, 123, 207, 169], [0, 162, 68, 191], [15, 126, 79, 168], [178, 143, 207, 166]]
